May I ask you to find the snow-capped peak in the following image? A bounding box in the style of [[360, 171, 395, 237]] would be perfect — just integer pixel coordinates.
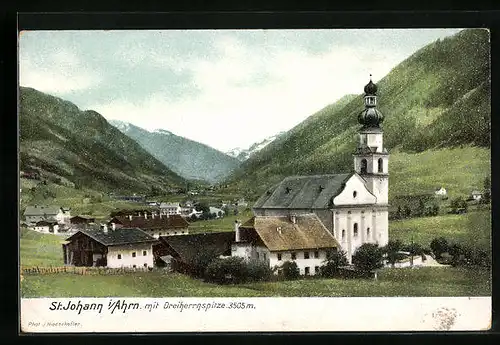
[[153, 128, 172, 135], [109, 120, 131, 132], [226, 131, 285, 161]]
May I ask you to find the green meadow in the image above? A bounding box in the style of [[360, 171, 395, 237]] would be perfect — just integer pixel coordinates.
[[21, 267, 490, 298]]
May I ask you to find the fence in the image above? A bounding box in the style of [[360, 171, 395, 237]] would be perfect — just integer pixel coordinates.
[[20, 265, 160, 276]]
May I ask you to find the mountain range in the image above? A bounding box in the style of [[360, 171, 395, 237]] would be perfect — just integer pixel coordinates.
[[19, 87, 185, 194], [226, 28, 491, 200], [110, 120, 240, 184], [226, 132, 286, 161]]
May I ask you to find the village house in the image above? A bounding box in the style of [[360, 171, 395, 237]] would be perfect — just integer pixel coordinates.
[[234, 214, 341, 275], [186, 209, 203, 219], [108, 212, 189, 238], [62, 226, 158, 268], [434, 187, 447, 197], [70, 215, 96, 225], [235, 198, 248, 208], [471, 190, 483, 201], [33, 220, 59, 234], [250, 77, 389, 263], [159, 202, 182, 215], [209, 206, 225, 218], [23, 205, 71, 226], [155, 232, 235, 270]]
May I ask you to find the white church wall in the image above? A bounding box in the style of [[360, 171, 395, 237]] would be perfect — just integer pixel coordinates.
[[333, 174, 376, 206]]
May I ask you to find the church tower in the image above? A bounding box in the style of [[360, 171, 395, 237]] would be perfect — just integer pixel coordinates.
[[354, 75, 389, 205]]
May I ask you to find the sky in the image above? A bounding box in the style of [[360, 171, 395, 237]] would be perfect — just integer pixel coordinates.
[[19, 29, 462, 152]]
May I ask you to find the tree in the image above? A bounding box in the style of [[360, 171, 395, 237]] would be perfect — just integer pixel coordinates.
[[188, 250, 218, 278], [384, 240, 405, 267], [320, 249, 348, 277], [416, 199, 426, 217], [483, 176, 491, 204], [352, 243, 384, 272], [448, 243, 466, 266], [430, 237, 449, 259], [403, 206, 411, 218], [407, 242, 424, 266], [432, 204, 440, 216], [195, 202, 210, 213], [450, 197, 467, 214], [395, 205, 403, 220], [281, 261, 300, 280]]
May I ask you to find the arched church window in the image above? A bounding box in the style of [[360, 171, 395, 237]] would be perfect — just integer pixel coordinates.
[[353, 223, 358, 237], [367, 227, 370, 236], [378, 158, 383, 173], [342, 230, 345, 239], [361, 159, 368, 174], [353, 191, 357, 198]]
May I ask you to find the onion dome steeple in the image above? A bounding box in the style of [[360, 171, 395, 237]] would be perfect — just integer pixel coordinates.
[[358, 74, 384, 128]]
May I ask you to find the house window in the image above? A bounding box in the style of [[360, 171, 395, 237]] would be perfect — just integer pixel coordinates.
[[304, 251, 310, 259], [353, 191, 357, 198], [144, 263, 148, 267], [257, 252, 260, 259], [361, 159, 368, 174], [132, 252, 136, 258], [291, 252, 297, 260], [342, 230, 345, 239], [133, 265, 136, 268], [315, 266, 320, 274], [354, 223, 359, 237], [117, 254, 122, 260], [159, 233, 162, 236], [143, 250, 147, 256], [314, 251, 319, 258], [174, 232, 177, 235], [263, 253, 267, 260], [378, 158, 383, 173], [277, 253, 282, 261], [305, 267, 310, 276]]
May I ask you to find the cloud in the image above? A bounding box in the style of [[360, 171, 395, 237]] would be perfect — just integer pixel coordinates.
[[90, 36, 411, 152], [19, 49, 102, 95]]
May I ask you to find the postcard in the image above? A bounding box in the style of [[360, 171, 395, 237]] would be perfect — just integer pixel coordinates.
[[18, 27, 491, 333]]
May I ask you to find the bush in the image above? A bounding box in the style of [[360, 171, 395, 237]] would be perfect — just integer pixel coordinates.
[[204, 257, 248, 284], [246, 260, 273, 282], [430, 237, 449, 259], [281, 261, 300, 280], [352, 243, 384, 272], [320, 249, 348, 278], [384, 240, 405, 267], [188, 250, 219, 278]]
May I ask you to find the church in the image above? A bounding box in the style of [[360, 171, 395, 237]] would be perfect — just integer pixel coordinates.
[[157, 77, 390, 276], [245, 76, 390, 265]]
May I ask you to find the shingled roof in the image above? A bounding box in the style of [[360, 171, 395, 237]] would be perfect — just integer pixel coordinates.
[[110, 214, 189, 229], [23, 205, 65, 216], [158, 232, 234, 263], [253, 173, 351, 209], [66, 228, 158, 246], [239, 214, 340, 252]]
